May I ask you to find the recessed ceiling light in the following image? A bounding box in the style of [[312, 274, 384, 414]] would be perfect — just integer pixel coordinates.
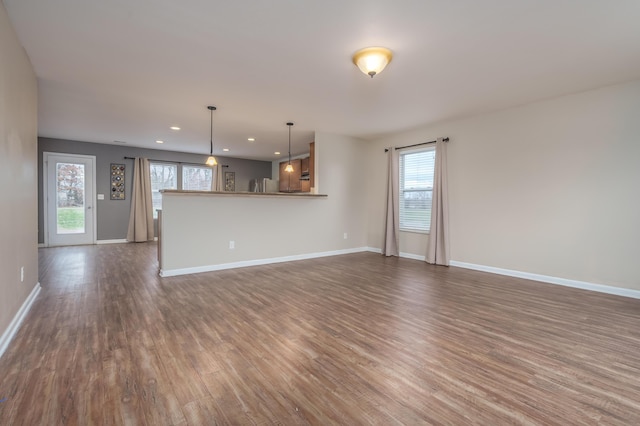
[[274, 151, 281, 155], [170, 126, 180, 131], [223, 148, 229, 152], [248, 137, 255, 142], [156, 140, 164, 144]]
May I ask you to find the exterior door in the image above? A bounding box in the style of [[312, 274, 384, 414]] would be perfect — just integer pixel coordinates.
[[44, 152, 96, 246]]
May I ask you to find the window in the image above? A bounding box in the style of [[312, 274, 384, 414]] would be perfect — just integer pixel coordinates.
[[150, 163, 177, 218], [399, 148, 435, 232], [182, 165, 212, 191], [150, 163, 215, 217]]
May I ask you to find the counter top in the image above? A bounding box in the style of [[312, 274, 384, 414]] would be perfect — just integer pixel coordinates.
[[160, 190, 327, 198]]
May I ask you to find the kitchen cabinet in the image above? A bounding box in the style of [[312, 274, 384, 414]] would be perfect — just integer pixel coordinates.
[[309, 142, 315, 190], [278, 142, 314, 193], [279, 159, 302, 192], [300, 154, 311, 193]]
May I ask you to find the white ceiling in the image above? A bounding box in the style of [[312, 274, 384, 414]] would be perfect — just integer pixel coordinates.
[[5, 0, 640, 161]]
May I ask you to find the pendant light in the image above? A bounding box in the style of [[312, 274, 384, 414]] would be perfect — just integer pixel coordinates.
[[284, 122, 294, 172], [205, 105, 217, 166]]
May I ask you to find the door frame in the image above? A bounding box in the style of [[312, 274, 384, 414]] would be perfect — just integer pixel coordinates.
[[43, 152, 97, 247]]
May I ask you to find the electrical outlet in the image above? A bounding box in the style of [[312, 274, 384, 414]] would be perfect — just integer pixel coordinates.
[[229, 240, 235, 249], [343, 233, 348, 239], [20, 266, 24, 282]]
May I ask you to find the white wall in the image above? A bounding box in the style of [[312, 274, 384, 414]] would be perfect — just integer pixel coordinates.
[[365, 80, 640, 291], [162, 132, 368, 272], [0, 3, 39, 336]]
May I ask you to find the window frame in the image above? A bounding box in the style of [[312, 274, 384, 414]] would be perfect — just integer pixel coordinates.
[[398, 146, 436, 234], [149, 161, 216, 218], [150, 162, 178, 219], [181, 164, 213, 191]]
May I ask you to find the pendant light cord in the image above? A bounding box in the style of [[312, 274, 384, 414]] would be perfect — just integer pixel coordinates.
[[288, 126, 291, 165], [287, 122, 293, 165], [208, 105, 216, 156], [210, 108, 213, 156]]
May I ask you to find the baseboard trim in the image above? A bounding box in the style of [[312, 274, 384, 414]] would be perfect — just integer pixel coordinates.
[[450, 260, 640, 300], [399, 252, 426, 261], [0, 282, 41, 359], [160, 247, 370, 277], [159, 250, 639, 299], [96, 239, 128, 245], [365, 247, 427, 261], [41, 239, 134, 246]]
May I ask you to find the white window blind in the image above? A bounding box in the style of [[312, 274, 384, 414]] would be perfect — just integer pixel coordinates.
[[182, 165, 213, 191], [399, 147, 435, 232]]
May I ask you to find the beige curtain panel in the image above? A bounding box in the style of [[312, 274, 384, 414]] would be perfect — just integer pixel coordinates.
[[383, 148, 400, 256], [211, 165, 224, 191], [426, 138, 450, 265], [126, 157, 155, 242]]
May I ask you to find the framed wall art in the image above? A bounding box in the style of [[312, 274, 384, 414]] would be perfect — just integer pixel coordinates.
[[224, 171, 235, 192], [110, 163, 125, 199]]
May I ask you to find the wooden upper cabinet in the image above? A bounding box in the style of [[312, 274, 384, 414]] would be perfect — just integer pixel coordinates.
[[300, 157, 310, 175], [309, 142, 315, 190], [278, 142, 314, 193], [279, 159, 302, 192], [278, 162, 288, 192]]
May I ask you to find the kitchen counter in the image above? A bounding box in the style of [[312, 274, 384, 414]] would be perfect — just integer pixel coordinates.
[[160, 190, 327, 198], [157, 189, 334, 277]]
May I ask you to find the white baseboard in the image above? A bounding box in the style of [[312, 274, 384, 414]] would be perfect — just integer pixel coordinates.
[[159, 248, 640, 300], [450, 260, 640, 300], [399, 252, 426, 261], [365, 247, 426, 261], [160, 247, 370, 277], [0, 282, 41, 359], [96, 239, 128, 245], [40, 239, 130, 247]]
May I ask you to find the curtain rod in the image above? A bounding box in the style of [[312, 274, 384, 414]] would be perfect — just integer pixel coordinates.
[[384, 137, 449, 152], [123, 156, 229, 167]]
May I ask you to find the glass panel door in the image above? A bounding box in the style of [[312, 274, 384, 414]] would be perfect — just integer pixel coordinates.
[[56, 162, 86, 234], [45, 153, 95, 246]]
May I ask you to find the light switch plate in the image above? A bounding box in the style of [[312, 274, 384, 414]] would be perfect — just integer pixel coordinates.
[[97, 194, 105, 200]]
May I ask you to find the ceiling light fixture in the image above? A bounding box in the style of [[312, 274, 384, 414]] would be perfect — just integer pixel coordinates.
[[205, 106, 217, 166], [223, 148, 229, 152], [352, 46, 393, 78], [170, 126, 180, 130], [156, 140, 164, 144], [248, 137, 255, 142], [274, 151, 281, 155], [284, 122, 294, 173]]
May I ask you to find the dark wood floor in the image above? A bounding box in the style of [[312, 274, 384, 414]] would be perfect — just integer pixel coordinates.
[[1, 244, 639, 425]]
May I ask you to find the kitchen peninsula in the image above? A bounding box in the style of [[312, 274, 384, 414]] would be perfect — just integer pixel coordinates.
[[158, 190, 334, 277]]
